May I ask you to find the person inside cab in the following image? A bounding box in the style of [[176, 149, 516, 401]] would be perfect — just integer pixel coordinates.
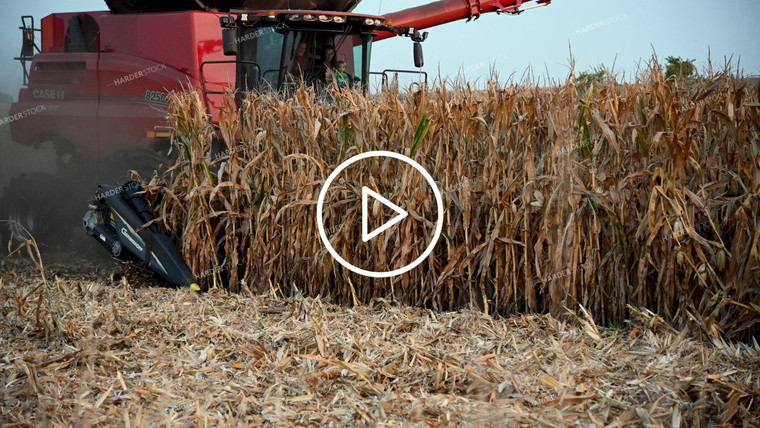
[[318, 46, 337, 84], [334, 60, 354, 89], [289, 41, 310, 81]]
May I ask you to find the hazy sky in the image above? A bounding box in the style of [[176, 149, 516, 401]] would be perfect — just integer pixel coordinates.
[[1, 0, 758, 97]]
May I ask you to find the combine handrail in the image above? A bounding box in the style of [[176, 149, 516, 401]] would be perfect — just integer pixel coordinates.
[[370, 69, 428, 92], [15, 16, 41, 86]]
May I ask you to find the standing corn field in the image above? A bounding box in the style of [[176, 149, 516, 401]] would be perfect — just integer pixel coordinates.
[[147, 63, 760, 342]]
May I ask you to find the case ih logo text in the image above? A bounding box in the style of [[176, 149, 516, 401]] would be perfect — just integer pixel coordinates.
[[32, 89, 64, 100]]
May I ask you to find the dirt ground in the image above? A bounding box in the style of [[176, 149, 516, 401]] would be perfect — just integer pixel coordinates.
[[0, 256, 758, 427]]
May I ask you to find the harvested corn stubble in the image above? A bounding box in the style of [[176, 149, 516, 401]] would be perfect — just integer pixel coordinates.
[[0, 258, 758, 426]]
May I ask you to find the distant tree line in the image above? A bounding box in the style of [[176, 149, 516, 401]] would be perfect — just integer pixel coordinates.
[[663, 56, 696, 80], [575, 56, 697, 86]]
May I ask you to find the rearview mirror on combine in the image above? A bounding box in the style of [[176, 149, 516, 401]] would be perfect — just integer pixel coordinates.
[[223, 28, 237, 56], [413, 42, 424, 68]]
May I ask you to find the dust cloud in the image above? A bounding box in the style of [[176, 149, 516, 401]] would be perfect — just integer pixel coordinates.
[[0, 102, 58, 198], [0, 102, 135, 263]]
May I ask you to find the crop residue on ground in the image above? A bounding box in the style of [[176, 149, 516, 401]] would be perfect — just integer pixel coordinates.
[[1, 259, 758, 426]]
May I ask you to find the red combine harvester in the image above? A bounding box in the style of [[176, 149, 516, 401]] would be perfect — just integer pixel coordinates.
[[2, 0, 551, 253]]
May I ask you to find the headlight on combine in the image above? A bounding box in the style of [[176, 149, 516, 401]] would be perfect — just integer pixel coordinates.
[[318, 15, 330, 22], [303, 14, 316, 21], [333, 16, 346, 23], [287, 14, 301, 21]]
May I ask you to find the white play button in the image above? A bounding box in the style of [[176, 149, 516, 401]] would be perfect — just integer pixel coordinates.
[[317, 151, 444, 278], [361, 186, 408, 242]]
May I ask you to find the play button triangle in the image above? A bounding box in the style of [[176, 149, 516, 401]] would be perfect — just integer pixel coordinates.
[[362, 186, 408, 242]]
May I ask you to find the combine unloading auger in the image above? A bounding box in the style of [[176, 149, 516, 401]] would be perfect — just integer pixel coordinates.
[[374, 0, 551, 41]]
